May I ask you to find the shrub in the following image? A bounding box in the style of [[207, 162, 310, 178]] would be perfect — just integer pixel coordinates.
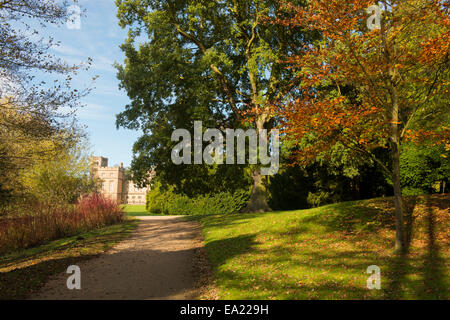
[[146, 189, 249, 215], [307, 191, 333, 208], [146, 186, 171, 214], [400, 143, 449, 195], [0, 193, 124, 255]]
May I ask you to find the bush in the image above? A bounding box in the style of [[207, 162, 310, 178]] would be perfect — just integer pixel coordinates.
[[146, 186, 172, 214], [0, 193, 124, 254], [400, 143, 449, 195], [307, 190, 342, 208], [146, 189, 249, 215]]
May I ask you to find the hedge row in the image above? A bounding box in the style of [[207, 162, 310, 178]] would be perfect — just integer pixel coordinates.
[[146, 188, 249, 215]]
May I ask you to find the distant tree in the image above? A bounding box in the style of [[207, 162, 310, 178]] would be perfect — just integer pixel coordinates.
[[114, 0, 315, 211], [273, 0, 449, 252], [21, 135, 98, 205]]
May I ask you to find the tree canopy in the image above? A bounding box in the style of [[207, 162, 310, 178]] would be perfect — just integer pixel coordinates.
[[114, 0, 316, 210], [0, 0, 92, 205]]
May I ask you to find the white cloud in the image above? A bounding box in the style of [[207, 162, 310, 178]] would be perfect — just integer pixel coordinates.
[[76, 103, 116, 121], [91, 56, 115, 73], [52, 44, 84, 56]]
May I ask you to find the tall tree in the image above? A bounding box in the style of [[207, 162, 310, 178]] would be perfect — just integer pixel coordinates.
[[0, 0, 91, 203], [115, 0, 313, 212], [0, 0, 90, 133], [20, 135, 98, 205], [273, 0, 449, 252]]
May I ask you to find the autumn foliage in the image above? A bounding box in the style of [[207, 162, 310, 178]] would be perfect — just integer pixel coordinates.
[[271, 0, 449, 251], [0, 194, 124, 254], [272, 0, 449, 164]]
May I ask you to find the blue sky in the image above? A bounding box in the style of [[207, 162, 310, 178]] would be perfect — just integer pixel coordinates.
[[46, 0, 140, 167]]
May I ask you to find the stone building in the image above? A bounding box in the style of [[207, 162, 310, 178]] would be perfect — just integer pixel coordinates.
[[90, 156, 149, 204]]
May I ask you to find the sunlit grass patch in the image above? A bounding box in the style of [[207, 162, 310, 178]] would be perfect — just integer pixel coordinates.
[[196, 195, 449, 300], [122, 205, 148, 216]]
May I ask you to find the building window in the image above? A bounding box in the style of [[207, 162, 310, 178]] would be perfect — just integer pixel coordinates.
[[109, 182, 114, 192], [110, 173, 114, 177], [102, 183, 105, 190], [101, 173, 105, 177]]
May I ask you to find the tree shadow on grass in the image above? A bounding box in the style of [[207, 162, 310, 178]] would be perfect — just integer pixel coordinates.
[[300, 200, 396, 234], [204, 234, 258, 270], [382, 197, 417, 299], [199, 212, 272, 229], [217, 269, 370, 300], [384, 196, 448, 299], [403, 196, 418, 253], [417, 197, 447, 299], [383, 252, 410, 299]]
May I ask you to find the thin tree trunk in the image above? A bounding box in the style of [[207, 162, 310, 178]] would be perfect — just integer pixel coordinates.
[[390, 86, 405, 253], [391, 141, 405, 253], [379, 9, 405, 252]]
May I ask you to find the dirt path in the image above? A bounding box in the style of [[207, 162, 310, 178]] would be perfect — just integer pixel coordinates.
[[34, 216, 203, 300]]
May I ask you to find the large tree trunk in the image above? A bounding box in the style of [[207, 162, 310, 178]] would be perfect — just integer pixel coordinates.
[[243, 114, 272, 213], [243, 168, 272, 213]]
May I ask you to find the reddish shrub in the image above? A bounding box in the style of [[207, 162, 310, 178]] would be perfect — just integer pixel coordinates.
[[0, 193, 124, 254]]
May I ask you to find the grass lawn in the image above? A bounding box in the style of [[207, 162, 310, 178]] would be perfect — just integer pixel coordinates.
[[122, 204, 148, 216], [0, 218, 138, 299], [195, 195, 449, 300]]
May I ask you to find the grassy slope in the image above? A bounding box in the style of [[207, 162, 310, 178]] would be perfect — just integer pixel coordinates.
[[122, 205, 148, 216], [196, 195, 449, 300], [0, 218, 138, 299]]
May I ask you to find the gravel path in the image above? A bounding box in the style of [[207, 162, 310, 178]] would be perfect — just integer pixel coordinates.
[[34, 216, 203, 300]]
